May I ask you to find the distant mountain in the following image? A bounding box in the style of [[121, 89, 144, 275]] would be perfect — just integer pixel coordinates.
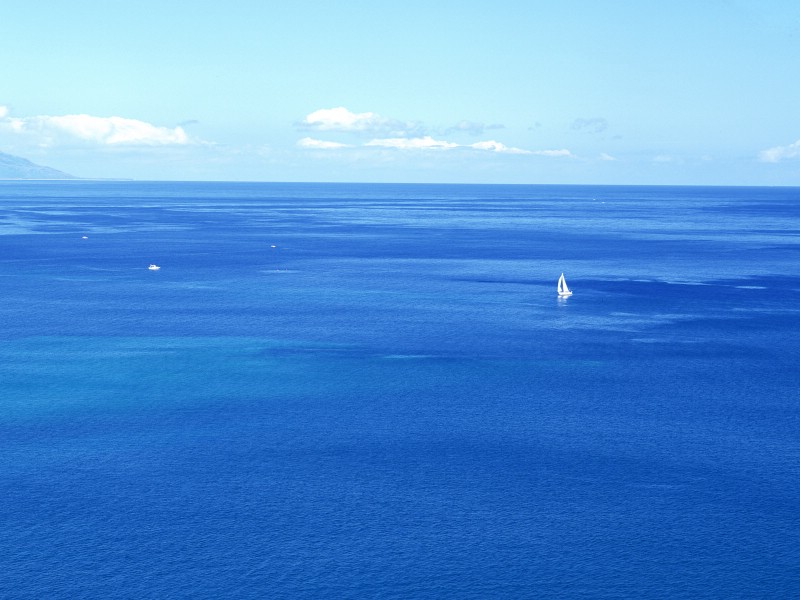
[[0, 151, 76, 179]]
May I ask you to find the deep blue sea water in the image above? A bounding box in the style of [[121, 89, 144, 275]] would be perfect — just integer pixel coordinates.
[[1, 181, 799, 599]]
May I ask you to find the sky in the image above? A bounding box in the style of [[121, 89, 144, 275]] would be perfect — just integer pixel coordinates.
[[1, 0, 800, 184]]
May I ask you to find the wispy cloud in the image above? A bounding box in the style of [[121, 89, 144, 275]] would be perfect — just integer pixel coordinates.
[[533, 149, 574, 158], [303, 107, 387, 132], [599, 152, 616, 161], [300, 107, 421, 137], [0, 106, 194, 146], [363, 137, 547, 155], [297, 137, 351, 149], [297, 107, 572, 157], [470, 140, 530, 154], [571, 117, 608, 134], [366, 136, 460, 150], [446, 120, 505, 136], [298, 128, 568, 156], [759, 139, 800, 162]]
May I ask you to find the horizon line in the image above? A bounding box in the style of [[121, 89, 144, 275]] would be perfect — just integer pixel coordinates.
[[2, 178, 798, 189]]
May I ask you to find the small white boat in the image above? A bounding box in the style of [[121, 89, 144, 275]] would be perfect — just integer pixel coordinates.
[[148, 264, 161, 271], [557, 273, 573, 297], [81, 236, 88, 239]]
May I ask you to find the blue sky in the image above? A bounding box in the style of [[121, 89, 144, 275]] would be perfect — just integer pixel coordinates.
[[2, 0, 800, 184]]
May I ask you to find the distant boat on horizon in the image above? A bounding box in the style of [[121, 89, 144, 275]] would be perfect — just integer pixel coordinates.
[[557, 273, 572, 297], [148, 264, 161, 271]]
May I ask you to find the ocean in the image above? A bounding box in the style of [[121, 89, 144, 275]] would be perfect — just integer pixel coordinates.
[[1, 181, 798, 598]]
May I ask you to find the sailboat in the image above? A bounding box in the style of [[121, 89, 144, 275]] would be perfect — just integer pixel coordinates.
[[557, 273, 573, 297]]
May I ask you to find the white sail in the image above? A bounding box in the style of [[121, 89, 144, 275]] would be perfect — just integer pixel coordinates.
[[558, 273, 572, 297]]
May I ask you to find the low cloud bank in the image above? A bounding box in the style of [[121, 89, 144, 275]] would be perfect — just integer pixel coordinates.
[[0, 106, 193, 146]]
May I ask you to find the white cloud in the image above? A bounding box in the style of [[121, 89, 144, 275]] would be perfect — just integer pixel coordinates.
[[296, 108, 574, 157], [303, 107, 388, 132], [366, 136, 459, 150], [305, 134, 570, 157], [470, 140, 531, 154], [533, 149, 574, 158], [0, 107, 192, 146], [302, 108, 537, 153], [599, 152, 616, 161], [759, 139, 800, 162], [446, 120, 505, 136], [301, 106, 426, 138], [297, 137, 350, 149]]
